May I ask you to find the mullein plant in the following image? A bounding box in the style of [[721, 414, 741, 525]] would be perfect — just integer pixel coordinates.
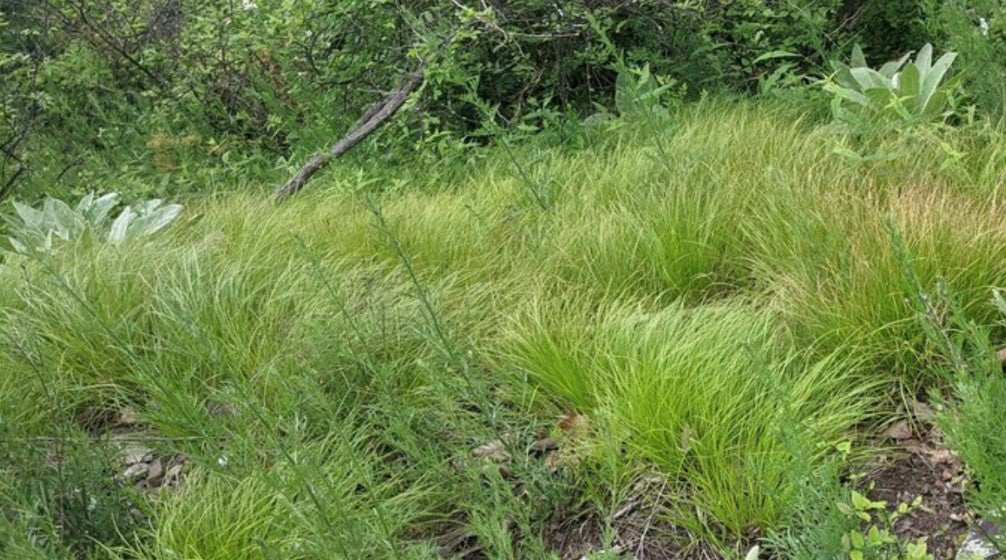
[[824, 44, 960, 128], [0, 192, 183, 262]]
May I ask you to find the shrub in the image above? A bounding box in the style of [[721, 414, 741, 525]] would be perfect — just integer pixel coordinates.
[[1, 1, 862, 201], [824, 44, 959, 128], [927, 0, 1006, 120], [904, 273, 1006, 554]]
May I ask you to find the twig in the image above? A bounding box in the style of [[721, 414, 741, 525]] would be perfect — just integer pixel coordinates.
[[274, 66, 425, 199]]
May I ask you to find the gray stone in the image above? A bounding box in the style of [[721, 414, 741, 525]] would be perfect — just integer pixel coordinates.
[[957, 520, 1003, 560], [122, 462, 150, 480]]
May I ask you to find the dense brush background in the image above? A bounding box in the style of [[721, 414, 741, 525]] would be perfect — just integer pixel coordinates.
[[2, 0, 1005, 202]]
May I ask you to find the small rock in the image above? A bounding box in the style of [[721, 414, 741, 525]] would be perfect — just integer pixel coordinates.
[[956, 520, 1003, 560], [531, 437, 558, 452], [886, 420, 913, 440], [123, 445, 153, 466], [471, 441, 510, 462], [111, 434, 154, 465], [996, 347, 1006, 367], [122, 462, 150, 480], [165, 463, 184, 483], [115, 407, 141, 427], [910, 400, 937, 423], [146, 458, 165, 484]]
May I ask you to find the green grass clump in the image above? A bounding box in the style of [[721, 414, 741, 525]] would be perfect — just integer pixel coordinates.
[[507, 298, 878, 539], [754, 186, 1006, 386]]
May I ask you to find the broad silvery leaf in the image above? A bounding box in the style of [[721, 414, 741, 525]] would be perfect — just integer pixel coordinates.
[[81, 192, 119, 227], [12, 201, 43, 229], [135, 203, 183, 237], [108, 206, 136, 246], [826, 43, 957, 128], [877, 52, 911, 79], [919, 51, 957, 114]]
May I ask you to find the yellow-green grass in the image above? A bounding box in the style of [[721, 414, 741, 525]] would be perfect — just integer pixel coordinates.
[[4, 99, 1006, 556]]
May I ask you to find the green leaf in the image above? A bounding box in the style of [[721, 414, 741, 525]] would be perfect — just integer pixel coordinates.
[[906, 539, 930, 559], [12, 201, 43, 229], [86, 193, 120, 226], [918, 51, 956, 115], [878, 52, 911, 79], [134, 203, 183, 237], [850, 67, 892, 91], [852, 490, 886, 511], [752, 50, 799, 64], [916, 43, 933, 74], [832, 63, 861, 91], [824, 82, 870, 107], [851, 44, 867, 68], [898, 64, 921, 112], [864, 88, 894, 113], [44, 197, 81, 241], [850, 530, 865, 549]]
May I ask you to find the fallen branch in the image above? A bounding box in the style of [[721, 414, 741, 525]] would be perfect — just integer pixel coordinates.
[[275, 66, 426, 199]]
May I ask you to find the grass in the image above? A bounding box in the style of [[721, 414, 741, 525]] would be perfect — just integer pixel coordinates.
[[507, 297, 879, 540], [4, 98, 1006, 557]]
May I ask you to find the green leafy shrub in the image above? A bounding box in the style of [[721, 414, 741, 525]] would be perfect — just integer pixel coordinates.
[[0, 426, 144, 558], [764, 443, 855, 560], [1, 0, 865, 201], [927, 0, 1006, 120], [847, 0, 936, 64], [824, 44, 959, 128], [837, 491, 934, 560]]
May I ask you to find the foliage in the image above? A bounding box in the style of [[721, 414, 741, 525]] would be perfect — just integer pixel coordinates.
[[764, 443, 855, 560], [900, 255, 1006, 554], [0, 192, 182, 258], [0, 419, 144, 558], [837, 491, 934, 560], [4, 102, 1006, 556], [848, 0, 937, 63], [927, 0, 1006, 120], [0, 0, 945, 202], [506, 298, 877, 540], [824, 44, 960, 128], [764, 449, 937, 560]]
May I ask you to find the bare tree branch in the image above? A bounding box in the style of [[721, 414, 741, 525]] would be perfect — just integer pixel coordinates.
[[274, 66, 425, 199]]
